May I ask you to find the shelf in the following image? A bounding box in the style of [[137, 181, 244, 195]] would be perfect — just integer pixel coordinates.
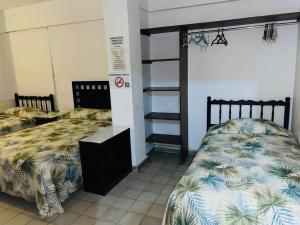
[[142, 58, 180, 64], [143, 87, 180, 92], [145, 113, 181, 121], [146, 134, 181, 145], [140, 12, 300, 35]]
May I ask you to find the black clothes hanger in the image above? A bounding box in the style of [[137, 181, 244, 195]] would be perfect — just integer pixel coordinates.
[[218, 29, 228, 46], [211, 29, 228, 46], [211, 29, 221, 46]]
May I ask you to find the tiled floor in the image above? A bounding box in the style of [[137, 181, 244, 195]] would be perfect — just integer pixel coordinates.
[[0, 152, 194, 225]]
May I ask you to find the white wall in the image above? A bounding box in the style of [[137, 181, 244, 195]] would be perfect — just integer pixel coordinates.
[[293, 25, 300, 141], [103, 0, 147, 166], [143, 0, 299, 150], [147, 0, 300, 27], [48, 20, 107, 111], [9, 29, 55, 96], [1, 0, 108, 111], [0, 11, 17, 111], [4, 0, 104, 32]]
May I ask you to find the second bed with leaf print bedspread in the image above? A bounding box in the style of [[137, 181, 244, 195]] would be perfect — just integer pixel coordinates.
[[0, 117, 112, 218], [164, 119, 300, 225]]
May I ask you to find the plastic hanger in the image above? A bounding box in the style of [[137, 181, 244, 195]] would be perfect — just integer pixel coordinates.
[[211, 29, 221, 46]]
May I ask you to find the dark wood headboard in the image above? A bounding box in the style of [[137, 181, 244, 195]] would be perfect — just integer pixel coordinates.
[[15, 93, 55, 113], [72, 81, 111, 109], [207, 96, 291, 130]]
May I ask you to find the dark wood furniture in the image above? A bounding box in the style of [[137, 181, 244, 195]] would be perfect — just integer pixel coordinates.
[[15, 93, 55, 113], [79, 126, 132, 195], [142, 30, 189, 164], [72, 81, 111, 109], [72, 81, 132, 195], [34, 116, 60, 125], [207, 96, 291, 130]]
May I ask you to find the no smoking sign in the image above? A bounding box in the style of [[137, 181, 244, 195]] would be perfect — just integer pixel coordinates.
[[109, 74, 131, 89]]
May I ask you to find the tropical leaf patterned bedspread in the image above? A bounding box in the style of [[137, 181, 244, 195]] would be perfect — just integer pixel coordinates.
[[0, 118, 111, 218], [164, 119, 300, 225], [0, 113, 35, 136]]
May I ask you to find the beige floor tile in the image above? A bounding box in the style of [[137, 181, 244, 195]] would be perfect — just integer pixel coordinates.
[[71, 215, 97, 225], [161, 185, 174, 195], [81, 193, 102, 203], [121, 188, 142, 200], [118, 212, 143, 225], [136, 173, 154, 182], [137, 192, 158, 203], [144, 183, 164, 193], [152, 175, 169, 185], [157, 169, 173, 177], [147, 204, 165, 219], [53, 211, 80, 225], [26, 219, 49, 225], [83, 204, 109, 219], [167, 178, 179, 187], [140, 216, 162, 225], [154, 195, 169, 206], [129, 201, 151, 215], [68, 200, 92, 214], [62, 199, 78, 210], [141, 167, 160, 175], [94, 220, 115, 225], [111, 197, 134, 210], [107, 186, 127, 196], [96, 195, 118, 207], [131, 180, 148, 190], [0, 209, 19, 225], [5, 214, 32, 225], [101, 208, 126, 224]]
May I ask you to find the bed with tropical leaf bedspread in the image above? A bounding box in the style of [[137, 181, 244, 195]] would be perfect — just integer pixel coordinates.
[[164, 118, 300, 225], [0, 107, 53, 135], [0, 108, 112, 218]]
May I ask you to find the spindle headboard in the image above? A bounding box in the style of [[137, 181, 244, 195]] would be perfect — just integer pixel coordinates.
[[15, 93, 55, 113], [207, 96, 291, 130]]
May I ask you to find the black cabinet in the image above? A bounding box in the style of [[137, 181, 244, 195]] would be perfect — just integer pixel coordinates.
[[79, 126, 132, 196]]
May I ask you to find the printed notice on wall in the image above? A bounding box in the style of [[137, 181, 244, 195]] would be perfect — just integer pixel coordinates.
[[109, 73, 130, 89], [110, 36, 126, 72]]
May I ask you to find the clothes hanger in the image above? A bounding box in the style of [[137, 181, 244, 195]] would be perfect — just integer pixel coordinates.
[[219, 29, 228, 46], [188, 33, 197, 45], [211, 29, 221, 46], [195, 32, 209, 46]]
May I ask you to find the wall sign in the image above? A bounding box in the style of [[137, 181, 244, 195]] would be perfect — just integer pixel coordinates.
[[109, 73, 130, 89], [110, 36, 126, 72]]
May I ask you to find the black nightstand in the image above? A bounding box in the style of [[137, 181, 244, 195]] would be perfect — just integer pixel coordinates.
[[34, 116, 60, 125], [79, 126, 132, 196]]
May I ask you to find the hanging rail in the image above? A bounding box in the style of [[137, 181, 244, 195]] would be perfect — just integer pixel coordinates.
[[187, 21, 299, 35], [141, 12, 300, 35]]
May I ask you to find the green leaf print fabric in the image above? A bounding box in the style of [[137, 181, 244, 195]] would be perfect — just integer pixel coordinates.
[[0, 117, 112, 218], [163, 119, 300, 225], [0, 113, 35, 135]]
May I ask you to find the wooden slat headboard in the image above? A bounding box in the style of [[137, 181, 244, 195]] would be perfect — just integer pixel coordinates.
[[72, 81, 111, 109], [15, 93, 55, 113], [207, 96, 291, 130]]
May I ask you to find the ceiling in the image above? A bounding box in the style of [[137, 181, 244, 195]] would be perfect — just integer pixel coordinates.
[[0, 0, 51, 10]]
